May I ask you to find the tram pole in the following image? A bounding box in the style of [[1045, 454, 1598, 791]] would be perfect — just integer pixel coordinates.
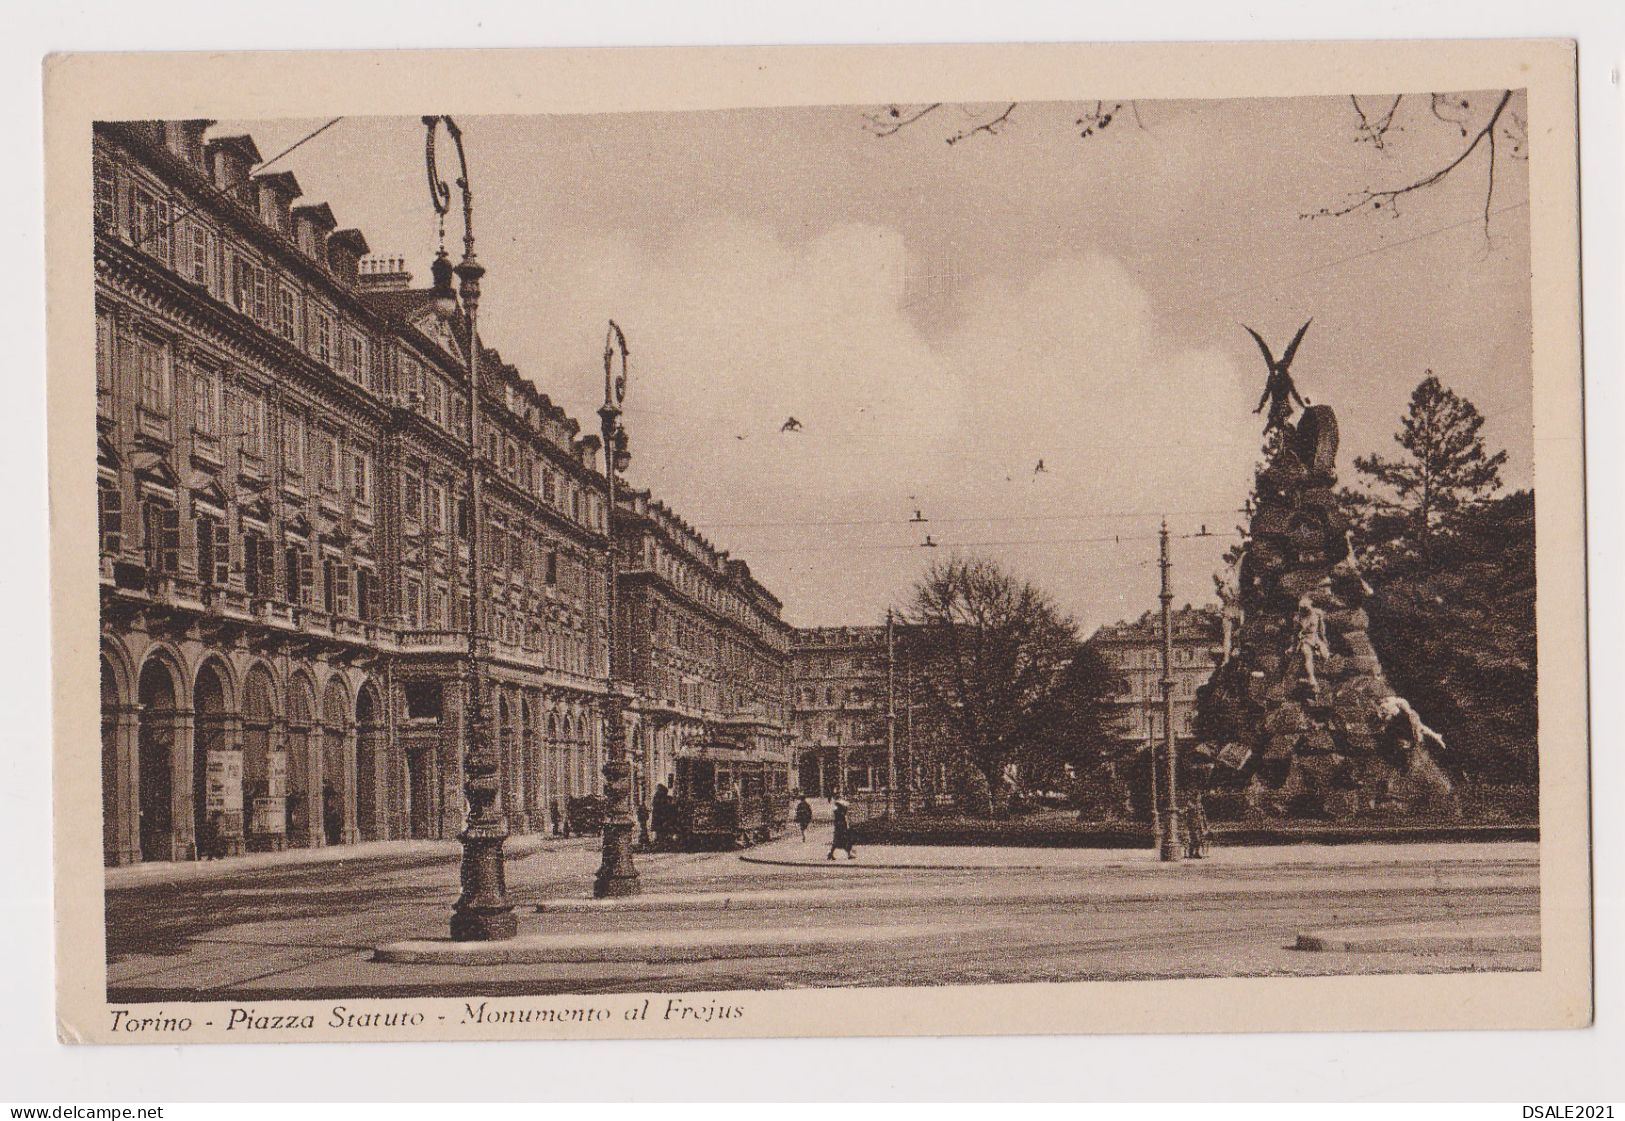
[[886, 608, 897, 820], [1159, 519, 1183, 863]]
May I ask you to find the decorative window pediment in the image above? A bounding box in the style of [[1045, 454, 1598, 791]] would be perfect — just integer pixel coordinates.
[[188, 473, 230, 511], [131, 452, 178, 490]]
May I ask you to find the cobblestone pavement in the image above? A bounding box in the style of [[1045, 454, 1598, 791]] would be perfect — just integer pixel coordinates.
[[104, 839, 1540, 1001]]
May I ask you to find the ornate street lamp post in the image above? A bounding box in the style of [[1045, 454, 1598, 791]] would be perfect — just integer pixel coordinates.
[[425, 115, 517, 940], [594, 320, 641, 898]]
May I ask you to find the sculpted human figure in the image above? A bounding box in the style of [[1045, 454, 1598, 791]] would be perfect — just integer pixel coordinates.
[[1290, 594, 1330, 691], [1378, 695, 1447, 761]]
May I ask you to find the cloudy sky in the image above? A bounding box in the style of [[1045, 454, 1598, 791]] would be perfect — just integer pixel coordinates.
[[217, 93, 1531, 632]]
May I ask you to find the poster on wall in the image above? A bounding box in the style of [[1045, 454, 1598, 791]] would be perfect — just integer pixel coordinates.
[[203, 751, 243, 816]]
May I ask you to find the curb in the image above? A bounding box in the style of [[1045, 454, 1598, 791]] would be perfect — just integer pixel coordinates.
[[104, 834, 569, 890], [737, 854, 1056, 871], [527, 882, 1534, 915], [372, 924, 934, 965], [1294, 927, 1540, 953]]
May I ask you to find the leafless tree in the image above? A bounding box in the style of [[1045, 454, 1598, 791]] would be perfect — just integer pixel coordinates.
[[863, 99, 1143, 146], [1305, 90, 1526, 233], [863, 90, 1526, 232]]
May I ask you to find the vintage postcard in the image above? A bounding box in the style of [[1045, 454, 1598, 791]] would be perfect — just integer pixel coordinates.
[[45, 39, 1589, 1045]]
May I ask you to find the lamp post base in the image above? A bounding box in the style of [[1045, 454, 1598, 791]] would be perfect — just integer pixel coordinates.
[[1159, 810, 1184, 862], [450, 831, 518, 941], [593, 823, 642, 898]]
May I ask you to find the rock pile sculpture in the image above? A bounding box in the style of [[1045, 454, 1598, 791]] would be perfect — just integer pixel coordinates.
[[1196, 401, 1458, 819]]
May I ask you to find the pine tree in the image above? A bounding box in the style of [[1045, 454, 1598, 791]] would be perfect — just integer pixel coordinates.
[[1352, 372, 1507, 562]]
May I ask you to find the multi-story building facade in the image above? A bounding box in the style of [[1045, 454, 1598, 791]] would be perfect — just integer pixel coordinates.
[[94, 118, 787, 865], [789, 626, 892, 797], [1088, 606, 1225, 759], [614, 491, 794, 802]]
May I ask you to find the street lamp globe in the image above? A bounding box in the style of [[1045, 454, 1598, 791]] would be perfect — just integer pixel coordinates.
[[428, 249, 457, 319]]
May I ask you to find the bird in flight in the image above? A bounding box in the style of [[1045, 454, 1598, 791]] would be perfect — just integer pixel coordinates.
[[780, 417, 803, 433], [1034, 459, 1047, 474], [735, 434, 748, 441]]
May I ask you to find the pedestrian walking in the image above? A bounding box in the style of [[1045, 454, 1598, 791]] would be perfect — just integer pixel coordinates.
[[827, 797, 856, 860], [636, 797, 652, 849], [794, 794, 814, 842], [1184, 790, 1212, 859]]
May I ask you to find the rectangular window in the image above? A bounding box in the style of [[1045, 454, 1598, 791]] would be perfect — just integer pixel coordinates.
[[355, 568, 374, 621], [323, 559, 351, 616], [350, 449, 371, 504], [94, 157, 117, 227], [426, 482, 445, 533], [231, 253, 251, 314], [137, 336, 171, 417], [237, 391, 265, 459], [283, 411, 306, 476], [196, 514, 230, 586], [144, 501, 180, 576], [404, 578, 423, 629], [131, 187, 170, 265], [490, 524, 506, 570], [251, 265, 270, 324], [403, 472, 422, 522], [97, 481, 123, 555], [425, 377, 445, 425], [315, 311, 334, 366], [95, 312, 115, 402], [187, 223, 217, 291], [192, 367, 220, 438], [346, 335, 365, 381], [545, 550, 558, 586], [276, 288, 297, 341], [243, 531, 271, 597], [542, 468, 555, 505], [283, 544, 315, 607], [317, 431, 339, 489]]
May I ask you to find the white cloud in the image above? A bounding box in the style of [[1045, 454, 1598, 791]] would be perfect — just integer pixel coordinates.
[[505, 222, 1257, 629]]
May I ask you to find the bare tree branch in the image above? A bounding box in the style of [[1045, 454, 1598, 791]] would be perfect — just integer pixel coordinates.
[[945, 103, 1019, 146], [1306, 90, 1515, 229], [863, 103, 944, 138], [1351, 94, 1404, 149]]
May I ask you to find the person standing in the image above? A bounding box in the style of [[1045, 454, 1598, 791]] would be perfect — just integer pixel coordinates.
[[794, 795, 814, 842], [827, 796, 856, 860], [651, 782, 673, 849]]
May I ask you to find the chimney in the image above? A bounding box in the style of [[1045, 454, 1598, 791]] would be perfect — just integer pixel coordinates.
[[205, 134, 263, 206], [252, 171, 302, 236], [291, 202, 337, 265], [358, 256, 414, 292], [327, 229, 370, 286]]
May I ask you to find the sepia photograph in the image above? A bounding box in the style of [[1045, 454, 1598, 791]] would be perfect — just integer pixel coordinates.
[[44, 38, 1589, 1046]]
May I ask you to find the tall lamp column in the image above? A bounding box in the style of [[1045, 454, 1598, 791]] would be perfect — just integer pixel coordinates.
[[424, 115, 517, 940], [594, 321, 641, 898]]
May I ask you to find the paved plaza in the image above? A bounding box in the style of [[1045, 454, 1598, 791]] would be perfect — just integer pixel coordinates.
[[104, 837, 1540, 1001]]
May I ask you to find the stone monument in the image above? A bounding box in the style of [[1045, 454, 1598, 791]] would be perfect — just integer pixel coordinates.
[[1195, 329, 1457, 819]]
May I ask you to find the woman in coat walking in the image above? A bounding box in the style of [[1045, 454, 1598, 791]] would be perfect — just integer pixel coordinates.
[[827, 797, 856, 860], [794, 795, 814, 842]]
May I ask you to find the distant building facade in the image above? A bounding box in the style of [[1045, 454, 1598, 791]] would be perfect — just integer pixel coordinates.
[[94, 118, 786, 865], [1088, 606, 1225, 759], [614, 490, 795, 803]]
